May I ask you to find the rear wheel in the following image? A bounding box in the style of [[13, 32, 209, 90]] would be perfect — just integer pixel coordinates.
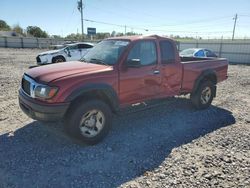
[[191, 80, 215, 109], [64, 100, 112, 145]]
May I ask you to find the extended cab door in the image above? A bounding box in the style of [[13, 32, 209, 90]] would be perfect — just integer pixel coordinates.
[[158, 40, 183, 96], [119, 40, 161, 105]]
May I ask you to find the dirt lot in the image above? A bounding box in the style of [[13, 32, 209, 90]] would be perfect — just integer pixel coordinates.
[[0, 48, 249, 188]]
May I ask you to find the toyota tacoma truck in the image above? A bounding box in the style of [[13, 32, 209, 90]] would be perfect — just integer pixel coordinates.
[[19, 35, 228, 144]]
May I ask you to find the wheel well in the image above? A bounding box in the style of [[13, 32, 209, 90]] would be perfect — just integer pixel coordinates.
[[192, 73, 217, 94], [52, 55, 66, 63], [203, 74, 217, 85], [66, 90, 118, 115]]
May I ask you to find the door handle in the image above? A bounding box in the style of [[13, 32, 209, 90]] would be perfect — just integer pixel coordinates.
[[153, 70, 160, 75]]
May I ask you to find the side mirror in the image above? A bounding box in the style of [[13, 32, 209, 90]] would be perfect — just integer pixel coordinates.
[[126, 59, 141, 68], [64, 49, 71, 57]]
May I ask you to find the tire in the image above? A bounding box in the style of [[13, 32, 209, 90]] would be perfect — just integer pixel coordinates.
[[64, 100, 112, 145], [190, 80, 215, 109], [53, 56, 65, 63]]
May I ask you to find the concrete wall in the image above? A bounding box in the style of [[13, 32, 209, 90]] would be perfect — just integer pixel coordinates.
[[0, 36, 69, 49], [0, 36, 249, 64]]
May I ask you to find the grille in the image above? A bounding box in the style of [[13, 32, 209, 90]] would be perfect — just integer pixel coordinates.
[[36, 56, 41, 63], [22, 77, 30, 95]]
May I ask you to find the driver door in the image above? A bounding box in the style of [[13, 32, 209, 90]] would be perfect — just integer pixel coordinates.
[[119, 40, 161, 105]]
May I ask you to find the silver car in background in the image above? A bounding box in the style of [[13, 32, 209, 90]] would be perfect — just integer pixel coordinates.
[[180, 48, 218, 58], [36, 42, 94, 65]]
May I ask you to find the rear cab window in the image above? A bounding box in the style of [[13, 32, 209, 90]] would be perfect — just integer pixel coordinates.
[[159, 40, 176, 64]]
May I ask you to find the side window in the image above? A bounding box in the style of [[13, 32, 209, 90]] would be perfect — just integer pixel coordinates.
[[127, 41, 157, 66], [78, 44, 93, 49], [195, 50, 205, 57], [160, 41, 175, 64], [67, 45, 78, 51]]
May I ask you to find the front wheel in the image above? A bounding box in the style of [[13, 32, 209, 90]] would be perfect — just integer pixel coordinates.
[[191, 80, 215, 109], [53, 56, 65, 63], [65, 100, 112, 145]]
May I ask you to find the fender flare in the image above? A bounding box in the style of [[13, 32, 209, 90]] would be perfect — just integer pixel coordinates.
[[192, 69, 217, 94], [65, 83, 120, 112]]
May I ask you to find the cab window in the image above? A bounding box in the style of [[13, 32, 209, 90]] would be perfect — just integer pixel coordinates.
[[160, 40, 176, 64], [127, 41, 157, 66]]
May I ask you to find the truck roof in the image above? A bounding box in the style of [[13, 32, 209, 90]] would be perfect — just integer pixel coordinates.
[[106, 35, 172, 41]]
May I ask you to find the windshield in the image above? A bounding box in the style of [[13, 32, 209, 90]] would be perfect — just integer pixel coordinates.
[[180, 49, 196, 56], [81, 40, 130, 65]]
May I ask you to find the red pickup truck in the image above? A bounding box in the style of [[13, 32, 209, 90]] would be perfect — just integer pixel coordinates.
[[19, 35, 228, 144]]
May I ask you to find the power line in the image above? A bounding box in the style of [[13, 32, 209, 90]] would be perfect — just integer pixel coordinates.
[[86, 4, 141, 23], [138, 16, 233, 28], [239, 14, 250, 17], [84, 2, 236, 30], [84, 19, 148, 34], [84, 19, 124, 27], [84, 18, 232, 35], [86, 2, 163, 23]]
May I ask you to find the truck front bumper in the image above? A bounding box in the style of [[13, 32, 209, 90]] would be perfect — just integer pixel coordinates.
[[19, 90, 70, 122]]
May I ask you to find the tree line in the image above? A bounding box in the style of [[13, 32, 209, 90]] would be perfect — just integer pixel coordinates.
[[0, 20, 48, 38], [0, 19, 142, 40], [0, 19, 197, 40]]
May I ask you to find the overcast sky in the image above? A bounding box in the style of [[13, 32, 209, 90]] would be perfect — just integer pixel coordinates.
[[1, 0, 250, 38]]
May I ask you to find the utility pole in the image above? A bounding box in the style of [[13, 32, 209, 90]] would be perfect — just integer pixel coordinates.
[[124, 25, 127, 35], [78, 0, 84, 41], [232, 13, 238, 41]]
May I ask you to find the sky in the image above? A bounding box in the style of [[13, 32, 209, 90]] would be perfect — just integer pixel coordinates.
[[1, 0, 250, 39]]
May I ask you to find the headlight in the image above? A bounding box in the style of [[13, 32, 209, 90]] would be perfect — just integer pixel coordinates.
[[34, 85, 58, 99]]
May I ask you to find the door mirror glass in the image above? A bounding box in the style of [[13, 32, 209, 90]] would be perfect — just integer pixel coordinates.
[[126, 59, 141, 68]]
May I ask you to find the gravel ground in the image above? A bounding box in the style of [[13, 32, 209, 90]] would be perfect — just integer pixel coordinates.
[[0, 48, 249, 188]]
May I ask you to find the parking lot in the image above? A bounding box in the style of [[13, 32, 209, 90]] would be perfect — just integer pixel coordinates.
[[0, 48, 249, 187]]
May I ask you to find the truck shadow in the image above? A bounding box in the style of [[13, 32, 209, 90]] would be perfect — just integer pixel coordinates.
[[0, 98, 235, 187]]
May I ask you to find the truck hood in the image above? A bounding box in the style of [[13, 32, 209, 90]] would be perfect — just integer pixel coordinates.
[[25, 61, 113, 83]]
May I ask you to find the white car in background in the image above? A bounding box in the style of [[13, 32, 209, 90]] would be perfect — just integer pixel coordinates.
[[36, 42, 94, 65]]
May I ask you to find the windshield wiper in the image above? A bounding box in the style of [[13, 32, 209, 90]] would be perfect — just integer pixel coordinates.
[[90, 58, 109, 66]]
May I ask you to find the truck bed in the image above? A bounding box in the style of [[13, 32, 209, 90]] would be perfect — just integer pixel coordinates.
[[181, 56, 217, 63], [180, 58, 228, 93]]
